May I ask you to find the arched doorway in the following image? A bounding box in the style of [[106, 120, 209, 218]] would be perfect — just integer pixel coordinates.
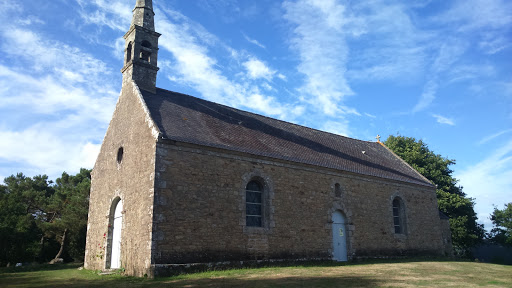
[[332, 210, 348, 261], [109, 199, 123, 269]]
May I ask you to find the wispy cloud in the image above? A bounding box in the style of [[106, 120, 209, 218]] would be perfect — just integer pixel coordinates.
[[321, 120, 350, 137], [283, 0, 357, 117], [243, 33, 266, 49], [479, 36, 510, 55], [76, 1, 303, 123], [413, 40, 467, 113], [75, 0, 131, 31], [478, 129, 512, 145], [456, 139, 512, 230], [433, 0, 512, 32], [432, 114, 455, 126], [0, 4, 118, 179], [346, 2, 430, 82], [243, 58, 275, 81], [0, 126, 100, 178]]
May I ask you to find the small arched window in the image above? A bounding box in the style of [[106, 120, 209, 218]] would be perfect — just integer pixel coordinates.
[[392, 197, 406, 234], [334, 183, 342, 198], [117, 147, 124, 164], [140, 51, 151, 62], [140, 41, 152, 62], [141, 40, 152, 48], [126, 42, 132, 63], [246, 181, 263, 227]]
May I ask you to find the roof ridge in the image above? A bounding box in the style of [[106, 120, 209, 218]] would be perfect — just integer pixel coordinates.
[[155, 87, 376, 144]]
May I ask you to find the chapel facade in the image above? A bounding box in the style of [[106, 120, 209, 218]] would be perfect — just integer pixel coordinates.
[[84, 0, 452, 277]]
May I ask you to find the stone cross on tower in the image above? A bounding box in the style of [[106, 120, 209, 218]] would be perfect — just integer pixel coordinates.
[[121, 0, 161, 93]]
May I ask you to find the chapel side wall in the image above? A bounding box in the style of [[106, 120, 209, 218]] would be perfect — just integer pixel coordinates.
[[152, 143, 445, 264], [84, 81, 157, 277]]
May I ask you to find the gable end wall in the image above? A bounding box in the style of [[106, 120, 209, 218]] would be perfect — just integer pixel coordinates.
[[84, 81, 158, 277]]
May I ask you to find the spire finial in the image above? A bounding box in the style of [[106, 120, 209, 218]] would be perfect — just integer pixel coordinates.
[[131, 0, 155, 31], [376, 135, 381, 142]]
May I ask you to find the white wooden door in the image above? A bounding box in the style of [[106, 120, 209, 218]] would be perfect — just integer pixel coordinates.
[[332, 210, 348, 261], [111, 201, 123, 269]]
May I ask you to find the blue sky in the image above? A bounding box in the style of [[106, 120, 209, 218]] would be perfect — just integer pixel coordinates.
[[0, 0, 510, 230]]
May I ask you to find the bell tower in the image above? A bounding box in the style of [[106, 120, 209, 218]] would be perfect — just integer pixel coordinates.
[[121, 0, 161, 93]]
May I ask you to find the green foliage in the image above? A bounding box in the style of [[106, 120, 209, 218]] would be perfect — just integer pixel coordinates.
[[51, 168, 91, 261], [0, 169, 91, 266], [488, 203, 512, 246], [0, 173, 51, 265], [384, 135, 484, 253]]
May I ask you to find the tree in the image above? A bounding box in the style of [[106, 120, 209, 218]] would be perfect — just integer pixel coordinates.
[[384, 135, 484, 254], [488, 203, 512, 245], [0, 169, 91, 266], [0, 173, 53, 265], [48, 168, 91, 261]]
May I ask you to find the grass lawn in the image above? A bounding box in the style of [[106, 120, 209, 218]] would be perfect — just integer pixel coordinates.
[[0, 260, 511, 287]]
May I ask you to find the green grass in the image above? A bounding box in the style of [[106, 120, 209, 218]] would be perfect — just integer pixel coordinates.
[[1, 260, 511, 287]]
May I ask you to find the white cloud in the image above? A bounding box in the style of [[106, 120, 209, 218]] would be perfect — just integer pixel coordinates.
[[447, 64, 495, 83], [247, 94, 286, 117], [478, 129, 512, 145], [432, 114, 455, 126], [0, 19, 118, 180], [243, 58, 275, 81], [243, 33, 266, 49], [434, 0, 512, 32], [413, 80, 438, 113], [75, 0, 131, 32], [430, 0, 512, 56], [283, 0, 357, 117], [150, 6, 301, 119], [413, 41, 467, 113], [346, 2, 429, 82], [456, 139, 512, 230], [16, 15, 44, 26], [0, 127, 100, 178], [321, 120, 350, 137], [479, 36, 510, 55], [2, 28, 112, 80]]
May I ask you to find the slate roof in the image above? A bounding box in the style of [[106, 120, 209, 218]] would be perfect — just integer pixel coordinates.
[[142, 88, 433, 187], [439, 211, 450, 220]]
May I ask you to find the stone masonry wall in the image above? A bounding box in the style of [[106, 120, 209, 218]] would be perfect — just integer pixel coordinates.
[[84, 81, 158, 277], [152, 141, 445, 265]]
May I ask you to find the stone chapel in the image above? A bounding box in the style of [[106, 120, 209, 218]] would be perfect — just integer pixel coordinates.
[[84, 0, 452, 277]]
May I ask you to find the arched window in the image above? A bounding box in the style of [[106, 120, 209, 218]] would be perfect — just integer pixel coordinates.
[[246, 181, 263, 227], [141, 40, 152, 48], [334, 183, 342, 198], [117, 147, 124, 164], [126, 43, 132, 63], [392, 197, 406, 234], [140, 51, 151, 62], [140, 40, 152, 62]]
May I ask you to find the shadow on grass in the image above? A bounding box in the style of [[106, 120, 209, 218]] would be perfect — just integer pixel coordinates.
[[153, 256, 457, 277], [0, 272, 382, 288], [0, 263, 83, 274], [347, 256, 460, 266]]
